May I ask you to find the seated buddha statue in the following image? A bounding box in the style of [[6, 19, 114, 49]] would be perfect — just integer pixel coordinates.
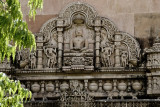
[[70, 27, 89, 52]]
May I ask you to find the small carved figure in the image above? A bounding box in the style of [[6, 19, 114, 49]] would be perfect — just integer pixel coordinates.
[[121, 51, 128, 67], [44, 47, 57, 68], [101, 44, 114, 67], [30, 52, 36, 69]]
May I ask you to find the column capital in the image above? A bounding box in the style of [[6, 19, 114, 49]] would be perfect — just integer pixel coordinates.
[[94, 17, 102, 27], [57, 18, 64, 27]]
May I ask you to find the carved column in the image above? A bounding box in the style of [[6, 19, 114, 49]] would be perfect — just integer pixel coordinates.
[[94, 18, 101, 68], [55, 80, 60, 93], [153, 77, 157, 90], [26, 81, 31, 90], [113, 80, 117, 91], [147, 73, 152, 94], [36, 33, 43, 69], [114, 33, 122, 67], [84, 80, 88, 91], [98, 80, 103, 92], [57, 19, 64, 68], [41, 81, 45, 94]]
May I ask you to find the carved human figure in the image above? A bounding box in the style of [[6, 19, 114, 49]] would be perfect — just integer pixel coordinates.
[[101, 44, 114, 67], [121, 51, 128, 67], [70, 27, 88, 52], [30, 52, 36, 69], [44, 47, 57, 68]]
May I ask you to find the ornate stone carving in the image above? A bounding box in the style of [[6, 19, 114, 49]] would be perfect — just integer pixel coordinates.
[[132, 80, 142, 91], [146, 36, 160, 68], [59, 2, 97, 28], [89, 81, 98, 92], [46, 81, 54, 92], [101, 44, 114, 67], [31, 82, 40, 93], [18, 49, 30, 68], [29, 51, 36, 69], [60, 81, 69, 91], [120, 51, 128, 67], [43, 46, 57, 68], [11, 2, 153, 104], [70, 27, 88, 52], [103, 81, 113, 91]]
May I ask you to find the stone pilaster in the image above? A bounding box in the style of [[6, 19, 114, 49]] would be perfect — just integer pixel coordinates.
[[94, 18, 101, 68], [36, 33, 43, 69], [114, 33, 122, 67], [57, 19, 64, 68]]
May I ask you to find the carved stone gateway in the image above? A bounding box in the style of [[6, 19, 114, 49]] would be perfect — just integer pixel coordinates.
[[2, 1, 160, 107]]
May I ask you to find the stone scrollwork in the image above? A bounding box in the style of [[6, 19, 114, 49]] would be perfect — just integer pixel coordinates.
[[59, 2, 97, 28], [71, 57, 85, 65]]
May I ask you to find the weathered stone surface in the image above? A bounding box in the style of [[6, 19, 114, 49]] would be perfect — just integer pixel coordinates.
[[26, 15, 57, 33], [4, 1, 160, 106], [20, 0, 160, 37], [135, 13, 160, 48], [150, 0, 160, 12]]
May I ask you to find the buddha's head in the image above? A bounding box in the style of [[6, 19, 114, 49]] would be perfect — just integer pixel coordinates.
[[75, 28, 83, 37]]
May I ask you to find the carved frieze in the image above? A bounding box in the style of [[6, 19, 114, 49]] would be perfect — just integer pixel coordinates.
[[11, 1, 160, 103]]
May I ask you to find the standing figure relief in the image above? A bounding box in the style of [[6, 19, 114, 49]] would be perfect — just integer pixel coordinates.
[[101, 44, 114, 67], [30, 52, 36, 69], [44, 47, 57, 68], [120, 51, 128, 67]]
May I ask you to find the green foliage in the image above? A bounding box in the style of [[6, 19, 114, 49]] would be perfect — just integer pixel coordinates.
[[0, 0, 43, 61], [0, 0, 43, 106], [28, 0, 43, 21], [0, 72, 32, 107]]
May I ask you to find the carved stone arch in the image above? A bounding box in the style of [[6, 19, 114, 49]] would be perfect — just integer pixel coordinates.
[[101, 17, 118, 34], [100, 17, 118, 46], [119, 31, 141, 60], [59, 1, 98, 28], [40, 18, 57, 45], [40, 17, 57, 33]]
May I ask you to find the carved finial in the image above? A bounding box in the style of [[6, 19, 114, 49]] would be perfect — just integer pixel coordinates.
[[154, 36, 160, 43]]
